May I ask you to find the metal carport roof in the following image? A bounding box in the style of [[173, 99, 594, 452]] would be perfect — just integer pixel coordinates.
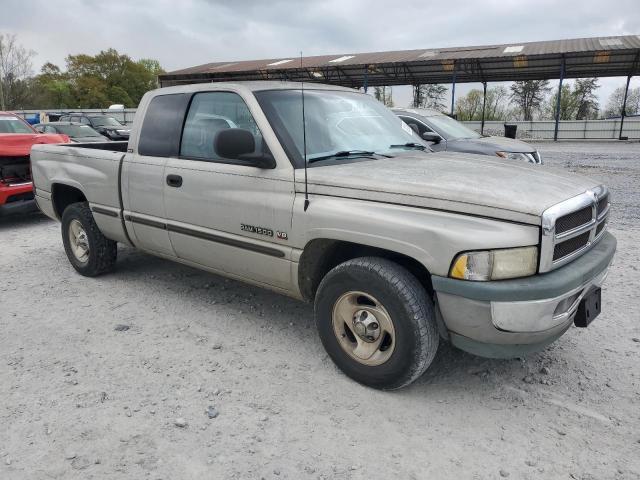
[[159, 35, 640, 88]]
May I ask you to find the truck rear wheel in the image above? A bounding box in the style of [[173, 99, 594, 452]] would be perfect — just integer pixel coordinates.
[[61, 202, 117, 276], [314, 257, 439, 390]]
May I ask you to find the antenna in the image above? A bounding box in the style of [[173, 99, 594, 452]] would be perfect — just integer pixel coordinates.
[[301, 51, 310, 212]]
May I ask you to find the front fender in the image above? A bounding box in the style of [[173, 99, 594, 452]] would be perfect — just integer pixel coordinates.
[[292, 196, 540, 277]]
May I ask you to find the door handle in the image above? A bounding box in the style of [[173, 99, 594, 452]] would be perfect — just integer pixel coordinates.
[[166, 174, 183, 188]]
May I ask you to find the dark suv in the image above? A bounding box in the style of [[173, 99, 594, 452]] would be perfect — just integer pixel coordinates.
[[57, 113, 131, 140]]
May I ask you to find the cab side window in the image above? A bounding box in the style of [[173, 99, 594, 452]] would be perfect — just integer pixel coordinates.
[[79, 117, 91, 125], [180, 92, 265, 162]]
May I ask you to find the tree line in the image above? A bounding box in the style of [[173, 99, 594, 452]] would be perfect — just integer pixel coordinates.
[[0, 33, 164, 110], [378, 79, 639, 121]]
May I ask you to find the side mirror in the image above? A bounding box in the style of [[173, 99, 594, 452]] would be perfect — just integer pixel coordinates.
[[422, 132, 441, 144], [214, 128, 276, 169]]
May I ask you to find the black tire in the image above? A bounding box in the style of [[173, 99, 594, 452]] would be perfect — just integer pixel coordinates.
[[61, 202, 117, 276], [314, 257, 439, 390]]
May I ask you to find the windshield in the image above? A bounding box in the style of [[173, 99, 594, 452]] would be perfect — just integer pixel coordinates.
[[55, 124, 102, 137], [90, 116, 123, 127], [255, 89, 426, 167], [424, 114, 481, 141], [0, 115, 35, 134]]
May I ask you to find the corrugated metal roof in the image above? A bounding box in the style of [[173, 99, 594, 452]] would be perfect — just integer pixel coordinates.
[[159, 35, 640, 87]]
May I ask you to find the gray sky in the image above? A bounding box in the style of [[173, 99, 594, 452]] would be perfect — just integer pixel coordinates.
[[2, 0, 639, 109]]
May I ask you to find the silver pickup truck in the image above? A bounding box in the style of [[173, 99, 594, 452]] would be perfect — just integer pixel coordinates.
[[31, 82, 616, 389]]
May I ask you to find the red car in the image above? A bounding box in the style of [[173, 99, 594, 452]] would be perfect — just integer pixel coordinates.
[[0, 112, 69, 216]]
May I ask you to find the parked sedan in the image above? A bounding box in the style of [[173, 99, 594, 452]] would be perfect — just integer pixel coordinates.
[[34, 122, 109, 143], [393, 108, 542, 164], [57, 113, 130, 140]]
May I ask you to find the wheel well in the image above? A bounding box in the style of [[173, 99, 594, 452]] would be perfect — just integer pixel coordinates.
[[51, 184, 87, 219], [298, 239, 433, 302]]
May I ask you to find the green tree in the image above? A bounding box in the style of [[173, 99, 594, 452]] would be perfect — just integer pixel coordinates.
[[573, 78, 599, 119], [455, 89, 483, 120], [483, 86, 512, 120], [412, 84, 448, 111], [547, 84, 578, 120], [456, 86, 511, 121], [0, 33, 36, 109], [29, 62, 74, 108], [510, 80, 551, 120], [73, 75, 109, 108], [604, 86, 640, 117], [373, 86, 393, 107], [546, 79, 600, 120], [33, 48, 164, 108]]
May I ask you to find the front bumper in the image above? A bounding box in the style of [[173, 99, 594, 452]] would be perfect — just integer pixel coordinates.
[[432, 232, 616, 357], [0, 182, 37, 217]]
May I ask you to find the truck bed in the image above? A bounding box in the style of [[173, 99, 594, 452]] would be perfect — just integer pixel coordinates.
[[31, 141, 128, 213]]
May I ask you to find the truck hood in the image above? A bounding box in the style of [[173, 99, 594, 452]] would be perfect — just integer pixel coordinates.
[[0, 133, 70, 156], [301, 152, 600, 225], [448, 135, 535, 154]]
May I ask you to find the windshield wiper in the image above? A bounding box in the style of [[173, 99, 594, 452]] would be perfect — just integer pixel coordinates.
[[389, 142, 427, 150], [308, 150, 392, 164]]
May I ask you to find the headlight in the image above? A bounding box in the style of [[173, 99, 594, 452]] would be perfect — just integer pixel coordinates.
[[533, 150, 543, 164], [496, 151, 536, 163], [450, 246, 538, 281], [116, 129, 129, 135]]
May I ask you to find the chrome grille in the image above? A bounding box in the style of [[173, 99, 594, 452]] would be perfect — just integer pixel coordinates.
[[553, 232, 590, 260], [540, 185, 609, 272], [597, 194, 609, 217], [555, 206, 592, 234]]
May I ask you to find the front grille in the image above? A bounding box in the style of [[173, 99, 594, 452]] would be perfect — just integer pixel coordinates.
[[555, 206, 592, 234], [553, 232, 590, 260], [0, 155, 30, 163], [540, 186, 611, 272], [597, 194, 609, 217], [6, 192, 34, 203]]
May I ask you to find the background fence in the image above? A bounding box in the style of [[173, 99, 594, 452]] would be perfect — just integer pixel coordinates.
[[12, 109, 640, 140], [463, 118, 640, 140]]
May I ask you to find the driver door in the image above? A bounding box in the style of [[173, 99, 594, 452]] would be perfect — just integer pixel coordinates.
[[163, 90, 295, 290]]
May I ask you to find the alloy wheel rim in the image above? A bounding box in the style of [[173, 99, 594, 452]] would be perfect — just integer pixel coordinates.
[[68, 219, 90, 263], [331, 291, 396, 366]]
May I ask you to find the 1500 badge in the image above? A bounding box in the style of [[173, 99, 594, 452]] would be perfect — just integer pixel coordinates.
[[241, 224, 273, 237]]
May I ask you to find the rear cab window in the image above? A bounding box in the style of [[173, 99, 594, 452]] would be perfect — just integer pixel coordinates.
[[138, 94, 190, 157]]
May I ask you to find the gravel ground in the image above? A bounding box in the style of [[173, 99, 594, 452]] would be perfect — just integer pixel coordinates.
[[1, 142, 639, 479]]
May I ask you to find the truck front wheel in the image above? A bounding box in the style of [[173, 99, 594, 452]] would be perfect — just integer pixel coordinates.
[[314, 257, 439, 390], [61, 202, 117, 276]]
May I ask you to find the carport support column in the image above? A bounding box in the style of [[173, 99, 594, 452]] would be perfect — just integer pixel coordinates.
[[450, 64, 457, 116], [412, 84, 421, 108], [619, 75, 632, 140], [481, 81, 487, 135], [553, 58, 566, 142]]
